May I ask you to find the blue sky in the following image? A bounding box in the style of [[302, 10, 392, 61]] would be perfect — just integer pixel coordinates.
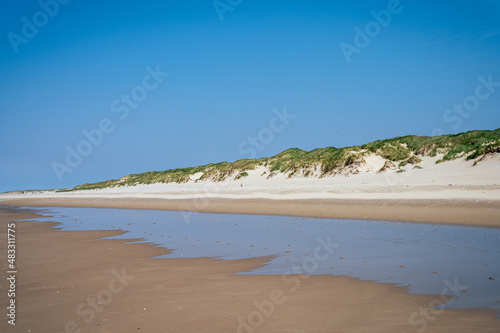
[[1, 0, 499, 192]]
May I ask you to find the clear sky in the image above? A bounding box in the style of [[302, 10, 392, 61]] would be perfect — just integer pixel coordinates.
[[1, 0, 499, 192]]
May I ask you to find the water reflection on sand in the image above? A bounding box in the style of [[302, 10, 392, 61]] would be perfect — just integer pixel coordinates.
[[24, 206, 500, 314]]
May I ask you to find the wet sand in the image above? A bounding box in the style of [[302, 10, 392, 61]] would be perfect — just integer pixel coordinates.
[[2, 196, 500, 226], [1, 208, 499, 332]]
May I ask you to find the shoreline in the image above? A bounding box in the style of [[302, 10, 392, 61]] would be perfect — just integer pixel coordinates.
[[2, 196, 500, 227], [2, 153, 499, 227], [1, 207, 499, 332]]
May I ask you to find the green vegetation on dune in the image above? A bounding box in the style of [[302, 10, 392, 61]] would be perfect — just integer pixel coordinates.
[[362, 129, 500, 162], [66, 129, 500, 192], [236, 172, 249, 180]]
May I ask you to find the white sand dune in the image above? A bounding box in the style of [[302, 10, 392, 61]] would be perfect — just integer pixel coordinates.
[[2, 154, 499, 202]]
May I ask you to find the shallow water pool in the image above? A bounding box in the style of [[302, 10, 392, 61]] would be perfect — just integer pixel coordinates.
[[17, 206, 500, 314]]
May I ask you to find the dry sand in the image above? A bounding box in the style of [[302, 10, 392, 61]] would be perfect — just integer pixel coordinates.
[[1, 154, 499, 331], [1, 154, 499, 226], [2, 196, 500, 227], [1, 208, 499, 332]]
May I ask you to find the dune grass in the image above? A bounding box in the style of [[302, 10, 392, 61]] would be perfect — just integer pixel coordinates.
[[64, 128, 500, 191]]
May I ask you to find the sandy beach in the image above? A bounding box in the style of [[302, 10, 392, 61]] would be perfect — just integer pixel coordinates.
[[1, 207, 499, 332], [3, 1, 499, 331], [1, 154, 499, 332], [2, 154, 500, 226], [2, 196, 500, 227]]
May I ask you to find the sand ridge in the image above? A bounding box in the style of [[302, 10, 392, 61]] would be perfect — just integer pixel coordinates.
[[1, 154, 499, 227]]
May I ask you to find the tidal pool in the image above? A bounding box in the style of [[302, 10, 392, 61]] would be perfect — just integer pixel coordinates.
[[16, 206, 500, 314]]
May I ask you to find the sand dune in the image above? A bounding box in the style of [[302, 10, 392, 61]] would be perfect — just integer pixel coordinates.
[[2, 155, 499, 226]]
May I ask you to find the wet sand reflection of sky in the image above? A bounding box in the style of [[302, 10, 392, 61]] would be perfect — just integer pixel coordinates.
[[20, 206, 500, 314]]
